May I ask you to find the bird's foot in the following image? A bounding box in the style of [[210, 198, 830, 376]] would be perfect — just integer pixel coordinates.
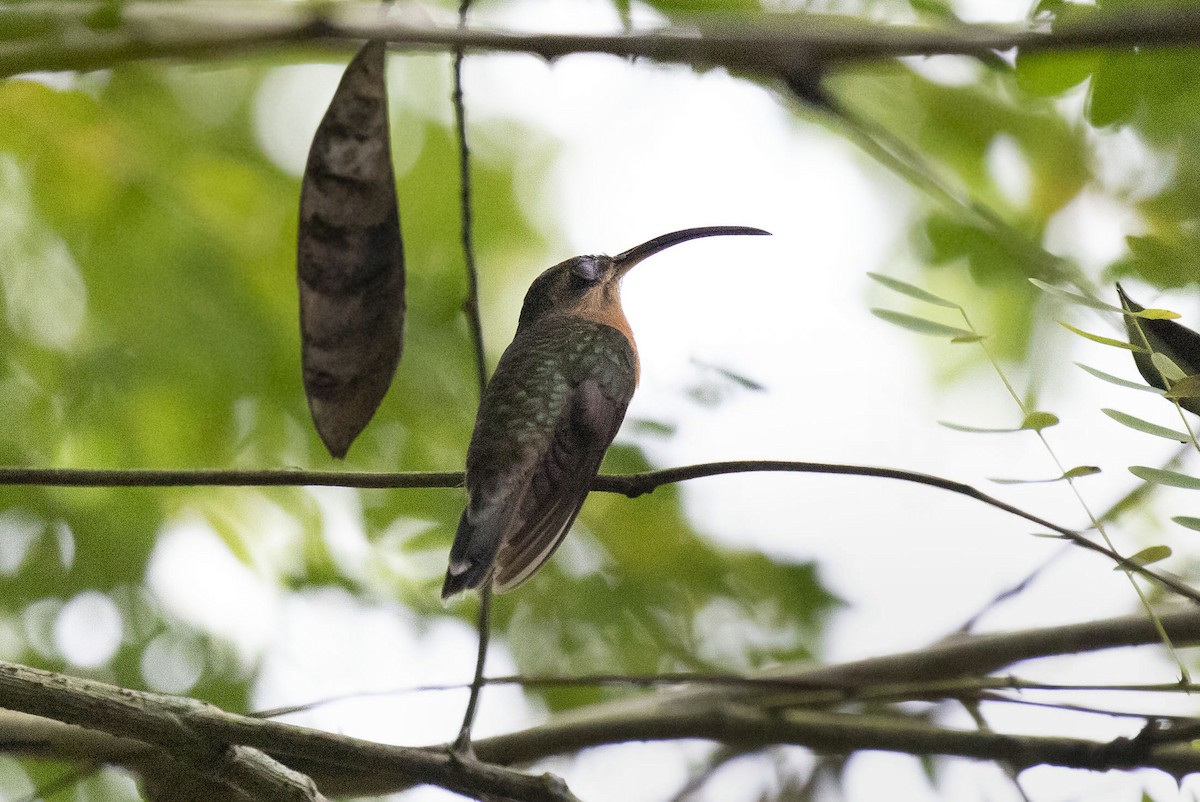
[[449, 728, 477, 761]]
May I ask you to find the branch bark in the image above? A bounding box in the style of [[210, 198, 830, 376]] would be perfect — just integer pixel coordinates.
[[471, 606, 1200, 772], [3, 608, 1199, 797], [5, 3, 1200, 79], [0, 662, 578, 801], [0, 461, 1194, 603]]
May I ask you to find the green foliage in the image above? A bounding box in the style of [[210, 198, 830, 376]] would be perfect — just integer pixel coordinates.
[[870, 309, 975, 339], [990, 465, 1101, 484], [5, 1, 1200, 798], [1021, 411, 1060, 431], [502, 444, 837, 711], [1129, 466, 1200, 490], [0, 39, 840, 761], [1076, 362, 1167, 393], [1120, 544, 1172, 569], [1059, 321, 1146, 351], [867, 272, 960, 309], [0, 60, 523, 699], [1101, 408, 1190, 441]]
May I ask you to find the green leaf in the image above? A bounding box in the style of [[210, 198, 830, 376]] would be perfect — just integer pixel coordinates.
[[1151, 352, 1187, 383], [1137, 308, 1182, 320], [1101, 409, 1189, 442], [871, 309, 975, 339], [867, 273, 961, 309], [1021, 411, 1059, 431], [939, 421, 1022, 434], [1063, 465, 1102, 479], [991, 466, 1099, 484], [1074, 362, 1166, 394], [1172, 516, 1200, 532], [1129, 466, 1200, 490], [1030, 278, 1122, 312], [1031, 279, 1181, 320], [1166, 376, 1200, 403], [1166, 375, 1200, 400], [1116, 545, 1172, 570], [1059, 321, 1148, 352], [951, 334, 988, 343], [1088, 54, 1140, 128], [1015, 50, 1100, 97]]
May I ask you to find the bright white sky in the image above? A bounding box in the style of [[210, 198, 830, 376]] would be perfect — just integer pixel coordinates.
[[139, 1, 1200, 801]]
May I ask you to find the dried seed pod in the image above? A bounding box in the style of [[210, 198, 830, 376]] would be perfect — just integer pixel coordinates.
[[298, 41, 404, 458]]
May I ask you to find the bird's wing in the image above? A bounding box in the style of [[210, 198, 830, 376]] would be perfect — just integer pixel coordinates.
[[489, 376, 629, 593]]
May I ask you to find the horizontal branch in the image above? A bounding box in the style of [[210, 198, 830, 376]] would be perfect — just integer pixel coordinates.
[[2, 459, 1195, 603], [5, 2, 1200, 79], [472, 607, 1200, 777], [0, 465, 464, 490], [4, 608, 1200, 797]]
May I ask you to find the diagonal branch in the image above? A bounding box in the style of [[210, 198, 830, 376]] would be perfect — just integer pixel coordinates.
[[0, 664, 327, 802], [0, 662, 578, 802]]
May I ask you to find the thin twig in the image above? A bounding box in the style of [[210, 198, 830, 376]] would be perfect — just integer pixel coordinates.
[[1, 459, 1196, 601], [601, 459, 1200, 604], [954, 447, 1191, 635], [449, 0, 498, 765], [955, 545, 1072, 635], [453, 0, 487, 397], [454, 585, 491, 755], [976, 691, 1200, 723], [0, 466, 463, 489], [252, 673, 1200, 714]]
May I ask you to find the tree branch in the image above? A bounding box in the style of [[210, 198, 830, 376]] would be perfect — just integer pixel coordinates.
[[6, 3, 1200, 79], [0, 663, 327, 802], [470, 607, 1200, 775], [4, 609, 1200, 796], [0, 662, 578, 802], [1, 459, 1195, 602]]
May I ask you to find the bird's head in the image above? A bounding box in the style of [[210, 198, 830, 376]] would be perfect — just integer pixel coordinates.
[[515, 226, 770, 332]]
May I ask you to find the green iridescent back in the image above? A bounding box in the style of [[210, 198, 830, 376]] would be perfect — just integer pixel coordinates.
[[467, 315, 636, 480]]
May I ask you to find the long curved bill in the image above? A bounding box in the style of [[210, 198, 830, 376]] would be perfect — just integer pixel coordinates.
[[613, 226, 771, 277]]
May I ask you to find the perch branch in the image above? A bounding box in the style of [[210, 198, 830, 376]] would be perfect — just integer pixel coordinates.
[[0, 459, 1195, 602]]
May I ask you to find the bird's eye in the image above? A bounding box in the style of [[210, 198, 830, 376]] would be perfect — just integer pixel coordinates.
[[570, 257, 601, 283]]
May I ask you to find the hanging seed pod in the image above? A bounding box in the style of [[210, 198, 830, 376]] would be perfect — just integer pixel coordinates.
[[1117, 284, 1200, 416], [298, 40, 405, 458]]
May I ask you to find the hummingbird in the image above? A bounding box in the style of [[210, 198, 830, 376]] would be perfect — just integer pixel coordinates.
[[442, 226, 769, 598]]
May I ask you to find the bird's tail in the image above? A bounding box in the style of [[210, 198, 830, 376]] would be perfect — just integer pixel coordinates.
[[441, 509, 494, 599]]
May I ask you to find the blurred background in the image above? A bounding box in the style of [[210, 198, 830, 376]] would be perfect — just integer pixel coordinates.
[[1, 0, 1199, 799]]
